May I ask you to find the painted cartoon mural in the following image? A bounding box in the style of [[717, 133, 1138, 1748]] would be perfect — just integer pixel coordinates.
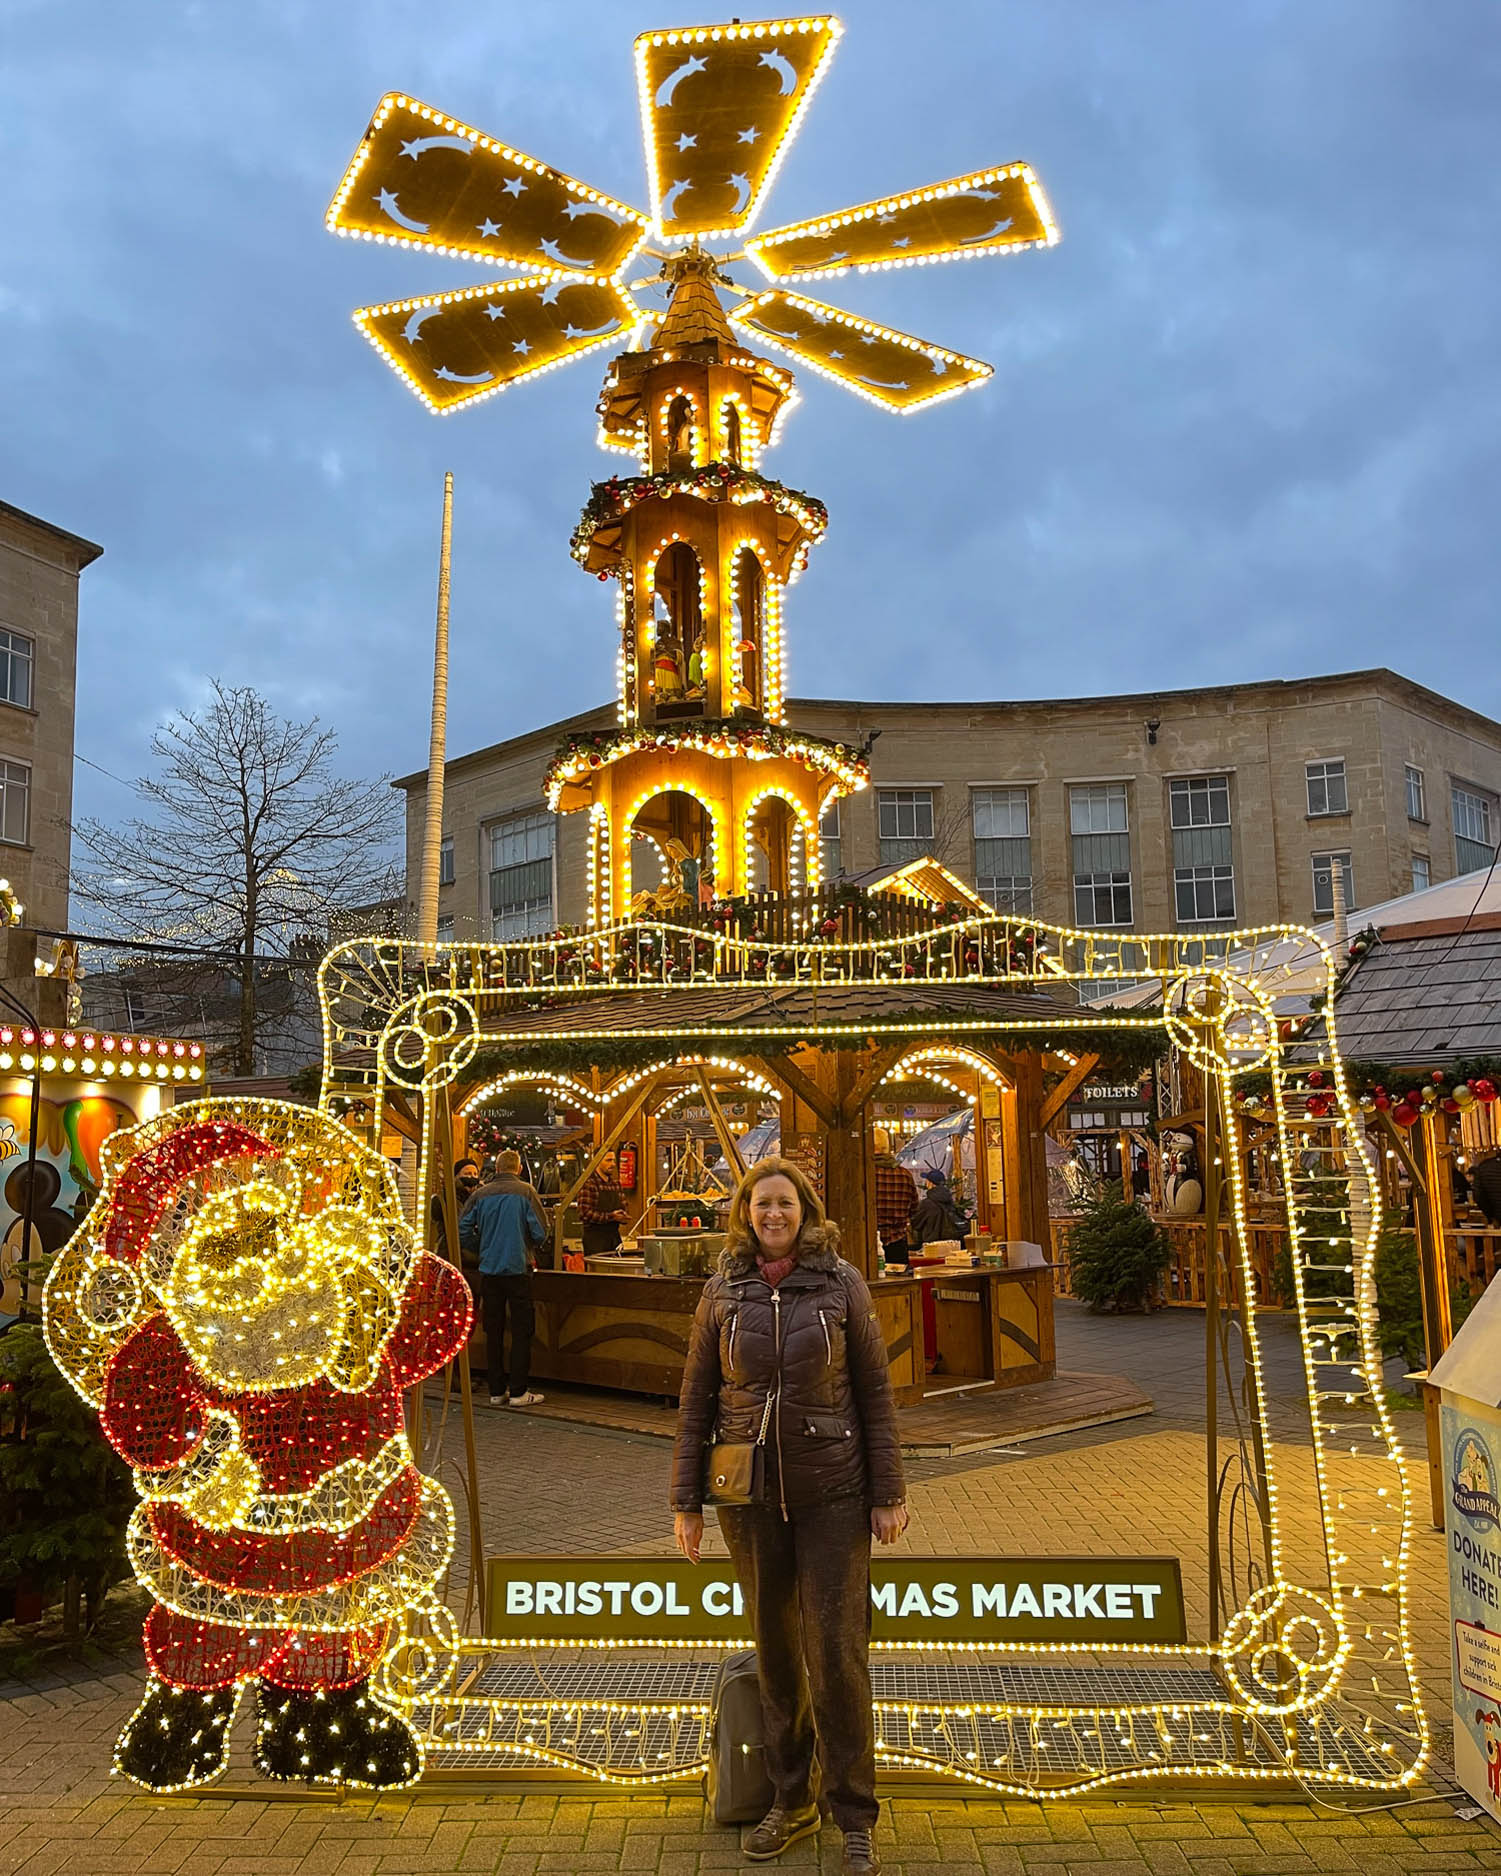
[[0, 1094, 139, 1314]]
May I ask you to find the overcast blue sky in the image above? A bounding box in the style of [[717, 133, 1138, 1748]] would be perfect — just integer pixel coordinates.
[[5, 1, 1499, 825]]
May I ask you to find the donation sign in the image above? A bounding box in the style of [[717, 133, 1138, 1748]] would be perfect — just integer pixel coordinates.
[[486, 1555, 1186, 1646], [1442, 1402, 1501, 1823]]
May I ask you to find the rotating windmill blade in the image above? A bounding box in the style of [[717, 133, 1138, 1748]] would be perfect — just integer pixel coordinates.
[[327, 94, 651, 278], [728, 290, 991, 413], [327, 13, 1058, 420], [354, 276, 642, 414], [744, 162, 1059, 281], [633, 16, 842, 242]]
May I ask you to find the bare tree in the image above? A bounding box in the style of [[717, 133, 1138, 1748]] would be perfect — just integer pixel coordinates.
[[72, 684, 400, 1074]]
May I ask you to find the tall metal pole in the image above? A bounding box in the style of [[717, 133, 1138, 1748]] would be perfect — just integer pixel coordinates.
[[1329, 854, 1348, 955], [416, 472, 454, 946]]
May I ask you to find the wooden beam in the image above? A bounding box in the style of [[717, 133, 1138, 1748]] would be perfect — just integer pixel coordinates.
[[839, 1043, 911, 1124], [693, 1066, 747, 1181], [553, 1075, 660, 1258], [749, 1052, 838, 1130], [383, 1089, 421, 1145], [1039, 1053, 1101, 1129]]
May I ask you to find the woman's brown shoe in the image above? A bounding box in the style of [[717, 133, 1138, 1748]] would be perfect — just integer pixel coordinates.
[[741, 1802, 821, 1858], [841, 1828, 880, 1875]]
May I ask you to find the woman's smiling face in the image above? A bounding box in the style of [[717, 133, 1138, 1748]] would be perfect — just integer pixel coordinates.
[[749, 1173, 801, 1256]]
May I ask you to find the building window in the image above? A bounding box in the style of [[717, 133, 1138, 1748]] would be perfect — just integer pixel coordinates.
[[972, 787, 1032, 912], [0, 760, 30, 846], [819, 799, 841, 881], [1405, 765, 1426, 823], [1169, 775, 1234, 925], [1175, 865, 1235, 924], [1411, 854, 1430, 893], [1311, 851, 1355, 917], [1070, 783, 1131, 926], [489, 809, 555, 940], [1306, 758, 1348, 817], [1453, 784, 1497, 874], [0, 631, 33, 710], [878, 788, 935, 867], [435, 913, 455, 942], [123, 988, 147, 1030], [438, 835, 454, 887]]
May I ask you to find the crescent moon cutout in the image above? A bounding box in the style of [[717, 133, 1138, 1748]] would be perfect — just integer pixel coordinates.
[[728, 173, 751, 216], [562, 318, 623, 340], [402, 308, 441, 344], [375, 187, 429, 234], [400, 135, 475, 160], [660, 178, 694, 222], [538, 236, 604, 269], [655, 54, 707, 109], [758, 48, 797, 94], [433, 365, 496, 384], [960, 214, 1016, 245]]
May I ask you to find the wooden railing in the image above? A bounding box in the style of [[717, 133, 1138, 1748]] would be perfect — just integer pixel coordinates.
[[1051, 1214, 1501, 1310], [1050, 1213, 1291, 1310]]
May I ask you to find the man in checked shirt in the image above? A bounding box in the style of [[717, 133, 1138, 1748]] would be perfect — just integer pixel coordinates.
[[871, 1127, 918, 1267]]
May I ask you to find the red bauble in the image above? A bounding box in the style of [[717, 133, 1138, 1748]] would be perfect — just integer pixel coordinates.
[[1373, 1091, 1392, 1111], [1307, 1070, 1325, 1088], [1474, 1078, 1498, 1103], [1442, 1098, 1461, 1115], [1392, 1102, 1418, 1127]]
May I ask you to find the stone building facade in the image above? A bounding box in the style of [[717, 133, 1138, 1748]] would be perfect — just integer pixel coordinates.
[[0, 498, 101, 932], [397, 668, 1501, 951]]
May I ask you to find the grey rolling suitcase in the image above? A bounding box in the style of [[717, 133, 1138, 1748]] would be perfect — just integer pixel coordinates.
[[703, 1650, 774, 1824]]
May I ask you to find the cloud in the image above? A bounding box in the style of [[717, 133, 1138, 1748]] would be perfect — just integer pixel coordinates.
[[1, 0, 1496, 837]]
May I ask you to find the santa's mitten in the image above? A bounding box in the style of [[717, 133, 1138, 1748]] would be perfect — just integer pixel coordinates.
[[114, 1678, 241, 1791], [253, 1679, 421, 1788]]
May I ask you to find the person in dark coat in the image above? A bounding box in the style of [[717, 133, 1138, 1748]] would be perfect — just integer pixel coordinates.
[[907, 1166, 967, 1246], [1472, 1148, 1501, 1228], [671, 1156, 907, 1876]]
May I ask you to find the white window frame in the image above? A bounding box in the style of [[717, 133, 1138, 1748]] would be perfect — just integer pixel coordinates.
[[1405, 765, 1426, 823], [488, 808, 556, 941], [1069, 782, 1129, 836], [877, 788, 935, 843], [1411, 854, 1431, 893], [1311, 850, 1355, 917], [0, 630, 34, 711], [438, 834, 454, 887], [0, 758, 30, 846], [1169, 775, 1230, 829], [1305, 758, 1348, 817]]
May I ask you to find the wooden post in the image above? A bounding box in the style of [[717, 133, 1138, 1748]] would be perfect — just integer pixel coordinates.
[[416, 473, 454, 946]]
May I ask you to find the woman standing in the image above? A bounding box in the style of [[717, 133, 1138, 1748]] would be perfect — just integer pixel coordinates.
[[671, 1158, 909, 1875]]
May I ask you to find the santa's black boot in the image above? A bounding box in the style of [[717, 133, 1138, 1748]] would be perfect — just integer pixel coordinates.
[[254, 1678, 421, 1788], [115, 1677, 239, 1791]]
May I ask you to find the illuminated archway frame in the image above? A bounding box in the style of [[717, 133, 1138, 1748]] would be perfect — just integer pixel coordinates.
[[317, 910, 1426, 1798]]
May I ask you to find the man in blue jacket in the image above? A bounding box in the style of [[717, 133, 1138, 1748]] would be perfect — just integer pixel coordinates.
[[458, 1149, 548, 1407]]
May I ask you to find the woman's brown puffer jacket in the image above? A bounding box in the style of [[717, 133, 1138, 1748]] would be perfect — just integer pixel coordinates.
[[669, 1230, 906, 1515]]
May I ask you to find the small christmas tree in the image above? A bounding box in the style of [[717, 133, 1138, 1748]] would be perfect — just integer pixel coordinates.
[[0, 1323, 135, 1636], [1066, 1188, 1171, 1312]]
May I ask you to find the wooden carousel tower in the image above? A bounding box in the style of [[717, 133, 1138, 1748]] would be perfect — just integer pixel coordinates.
[[553, 249, 869, 923]]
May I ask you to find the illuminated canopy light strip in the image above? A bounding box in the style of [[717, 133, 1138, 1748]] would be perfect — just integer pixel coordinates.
[[634, 17, 843, 243], [604, 1053, 780, 1103], [326, 92, 650, 278], [460, 1071, 602, 1116], [354, 276, 641, 415], [745, 161, 1059, 281], [880, 1044, 1012, 1092], [730, 290, 992, 413], [544, 723, 866, 810]]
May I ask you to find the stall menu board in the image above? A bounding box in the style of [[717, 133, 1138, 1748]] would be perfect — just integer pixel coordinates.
[[782, 1130, 826, 1201]]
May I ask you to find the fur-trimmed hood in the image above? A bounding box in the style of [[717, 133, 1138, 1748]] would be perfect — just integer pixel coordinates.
[[717, 1222, 842, 1281]]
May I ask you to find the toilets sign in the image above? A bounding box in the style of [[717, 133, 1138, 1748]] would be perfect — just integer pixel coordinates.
[[486, 1556, 1186, 1646]]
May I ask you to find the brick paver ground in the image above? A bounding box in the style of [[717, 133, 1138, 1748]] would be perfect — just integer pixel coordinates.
[[3, 1300, 1497, 1876]]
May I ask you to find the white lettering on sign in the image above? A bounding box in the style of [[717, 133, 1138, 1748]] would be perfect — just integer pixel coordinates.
[[494, 1566, 1177, 1634], [965, 1580, 1166, 1621]]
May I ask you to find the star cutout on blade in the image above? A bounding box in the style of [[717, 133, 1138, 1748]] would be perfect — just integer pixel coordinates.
[[502, 176, 526, 197], [737, 127, 761, 145], [539, 282, 566, 305], [484, 305, 507, 321], [513, 339, 531, 354], [677, 133, 697, 152], [477, 218, 503, 238], [564, 200, 594, 218]]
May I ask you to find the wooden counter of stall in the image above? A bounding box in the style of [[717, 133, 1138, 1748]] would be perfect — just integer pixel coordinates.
[[519, 1259, 1055, 1406]]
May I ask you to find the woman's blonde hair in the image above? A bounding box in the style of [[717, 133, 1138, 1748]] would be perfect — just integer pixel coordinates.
[[724, 1155, 837, 1260]]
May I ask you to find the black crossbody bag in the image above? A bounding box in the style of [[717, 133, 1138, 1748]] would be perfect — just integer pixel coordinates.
[[705, 1387, 775, 1505]]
